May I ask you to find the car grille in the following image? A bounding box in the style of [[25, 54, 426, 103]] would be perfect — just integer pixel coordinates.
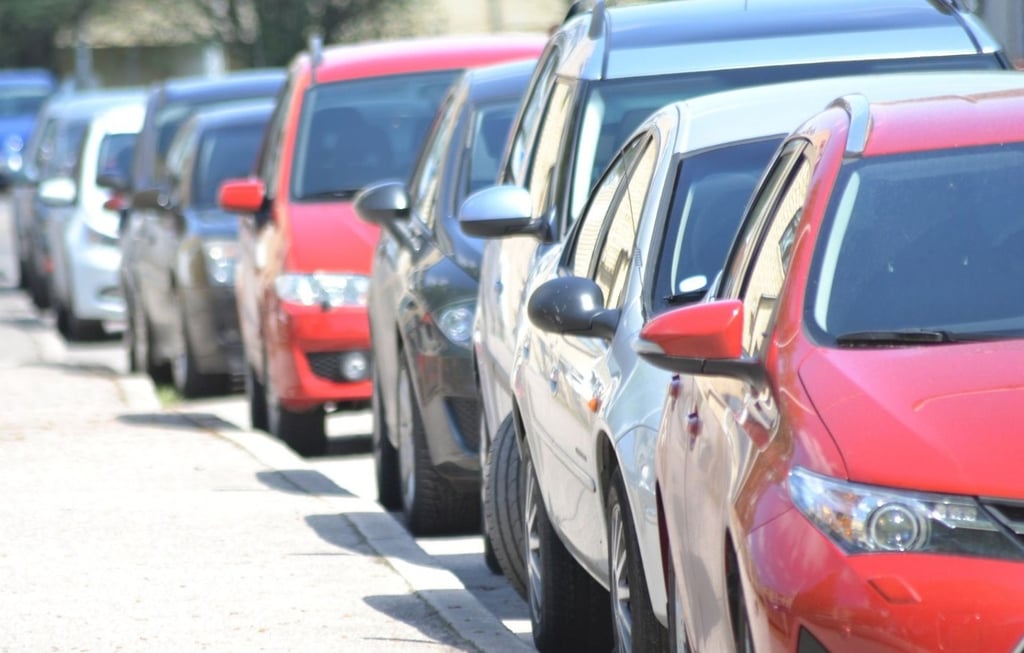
[[446, 397, 480, 452], [306, 351, 369, 382]]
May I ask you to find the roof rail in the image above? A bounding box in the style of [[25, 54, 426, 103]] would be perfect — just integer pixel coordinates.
[[588, 1, 606, 39], [829, 94, 871, 156], [563, 0, 592, 23], [308, 33, 324, 86]]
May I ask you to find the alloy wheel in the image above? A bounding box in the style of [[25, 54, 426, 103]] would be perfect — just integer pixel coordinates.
[[609, 499, 633, 651]]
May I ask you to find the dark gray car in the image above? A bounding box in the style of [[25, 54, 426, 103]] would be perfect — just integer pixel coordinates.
[[353, 59, 537, 536]]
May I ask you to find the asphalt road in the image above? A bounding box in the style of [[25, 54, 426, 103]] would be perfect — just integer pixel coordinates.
[[0, 193, 533, 652]]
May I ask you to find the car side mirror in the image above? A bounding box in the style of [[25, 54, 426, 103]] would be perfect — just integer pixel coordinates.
[[528, 276, 620, 340], [634, 299, 765, 384], [133, 187, 173, 212], [458, 184, 546, 239], [37, 176, 76, 207], [219, 177, 266, 214], [354, 180, 409, 225]]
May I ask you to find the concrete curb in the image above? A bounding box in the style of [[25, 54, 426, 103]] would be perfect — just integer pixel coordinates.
[[115, 374, 532, 653]]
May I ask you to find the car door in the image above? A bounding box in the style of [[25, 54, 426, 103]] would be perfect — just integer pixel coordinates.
[[524, 133, 655, 563], [679, 141, 812, 651]]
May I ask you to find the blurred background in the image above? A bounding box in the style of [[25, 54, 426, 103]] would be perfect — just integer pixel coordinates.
[[0, 0, 571, 87]]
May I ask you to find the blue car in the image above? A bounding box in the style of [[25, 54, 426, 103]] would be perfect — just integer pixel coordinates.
[[0, 69, 55, 189]]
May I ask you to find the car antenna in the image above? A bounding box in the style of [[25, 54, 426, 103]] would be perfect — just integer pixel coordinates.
[[309, 33, 324, 86]]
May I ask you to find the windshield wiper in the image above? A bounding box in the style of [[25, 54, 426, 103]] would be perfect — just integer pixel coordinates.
[[835, 329, 955, 347], [300, 189, 359, 200], [663, 289, 708, 306]]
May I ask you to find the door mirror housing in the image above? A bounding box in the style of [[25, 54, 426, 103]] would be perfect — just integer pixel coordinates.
[[37, 177, 76, 207], [219, 177, 266, 214], [354, 181, 410, 225], [528, 276, 620, 340], [132, 187, 173, 212], [458, 184, 545, 239], [634, 299, 765, 384]]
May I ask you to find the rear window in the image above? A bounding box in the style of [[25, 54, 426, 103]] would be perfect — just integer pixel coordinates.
[[291, 70, 460, 200], [96, 133, 136, 184], [192, 122, 266, 209], [0, 83, 51, 118]]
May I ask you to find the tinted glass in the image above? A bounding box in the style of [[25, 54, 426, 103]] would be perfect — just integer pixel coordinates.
[[157, 97, 273, 159], [291, 71, 459, 200], [0, 83, 51, 118], [96, 133, 136, 184], [808, 144, 1024, 341], [651, 138, 782, 315], [193, 122, 267, 209], [463, 102, 517, 200]]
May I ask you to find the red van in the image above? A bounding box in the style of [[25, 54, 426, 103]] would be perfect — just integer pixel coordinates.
[[220, 35, 545, 456]]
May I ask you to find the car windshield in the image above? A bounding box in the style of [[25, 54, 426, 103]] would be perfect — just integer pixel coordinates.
[[568, 54, 1004, 227], [808, 143, 1024, 344], [650, 138, 782, 314], [193, 122, 266, 209], [96, 132, 136, 184], [0, 83, 51, 118], [291, 70, 459, 201]]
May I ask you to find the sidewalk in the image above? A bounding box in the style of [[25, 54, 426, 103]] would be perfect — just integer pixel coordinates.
[[0, 287, 530, 652]]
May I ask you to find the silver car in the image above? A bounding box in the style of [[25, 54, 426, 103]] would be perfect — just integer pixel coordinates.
[[41, 99, 144, 340]]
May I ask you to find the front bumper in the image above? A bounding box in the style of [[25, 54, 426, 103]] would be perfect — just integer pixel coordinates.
[[746, 507, 1024, 652], [181, 285, 243, 376], [413, 345, 481, 487], [266, 301, 372, 412], [66, 227, 123, 322]]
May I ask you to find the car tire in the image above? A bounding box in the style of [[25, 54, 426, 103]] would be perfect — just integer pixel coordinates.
[[29, 267, 50, 310], [607, 467, 669, 653], [396, 353, 479, 536], [245, 363, 268, 432], [484, 415, 526, 597], [666, 552, 692, 653], [372, 371, 402, 510], [55, 296, 105, 342], [124, 292, 142, 373], [728, 549, 755, 653], [173, 314, 229, 399], [265, 368, 327, 457], [523, 440, 612, 653]]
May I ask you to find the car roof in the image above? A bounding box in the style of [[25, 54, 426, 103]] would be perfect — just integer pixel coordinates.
[[296, 33, 548, 85], [185, 99, 275, 132], [0, 69, 56, 87], [153, 68, 285, 103], [647, 70, 1024, 156], [90, 101, 146, 135], [463, 58, 540, 105], [555, 0, 1001, 81], [856, 87, 1024, 156], [42, 88, 147, 120]]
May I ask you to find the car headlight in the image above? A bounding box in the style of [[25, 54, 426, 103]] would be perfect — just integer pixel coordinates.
[[435, 302, 475, 347], [4, 134, 24, 153], [789, 467, 1024, 559], [203, 240, 238, 286], [274, 272, 369, 308]]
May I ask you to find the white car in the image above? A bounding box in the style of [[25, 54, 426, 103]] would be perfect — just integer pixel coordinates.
[[41, 100, 144, 340]]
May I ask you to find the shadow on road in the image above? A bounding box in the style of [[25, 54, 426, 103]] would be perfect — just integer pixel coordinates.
[[256, 469, 353, 497], [117, 411, 241, 432]]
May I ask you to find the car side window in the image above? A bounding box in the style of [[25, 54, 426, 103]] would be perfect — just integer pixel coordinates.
[[526, 80, 573, 223], [569, 144, 633, 278], [593, 136, 656, 309], [258, 77, 294, 199], [739, 153, 813, 355], [504, 47, 559, 186], [408, 92, 461, 231], [718, 141, 804, 300]]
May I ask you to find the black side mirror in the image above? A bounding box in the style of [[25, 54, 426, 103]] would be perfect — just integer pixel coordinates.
[[528, 276, 620, 340], [354, 181, 409, 225], [133, 188, 173, 212]]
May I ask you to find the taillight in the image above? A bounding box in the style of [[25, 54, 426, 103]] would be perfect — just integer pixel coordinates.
[[103, 192, 125, 212]]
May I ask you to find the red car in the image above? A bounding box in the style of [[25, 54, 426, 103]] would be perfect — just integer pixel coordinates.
[[638, 85, 1024, 651], [219, 34, 545, 456]]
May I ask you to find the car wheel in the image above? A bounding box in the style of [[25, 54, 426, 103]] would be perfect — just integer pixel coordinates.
[[173, 315, 228, 399], [372, 370, 402, 510], [140, 310, 172, 385], [523, 440, 612, 653], [607, 467, 668, 653], [18, 258, 30, 291], [666, 552, 692, 653], [55, 295, 104, 342], [264, 366, 326, 457], [728, 551, 755, 653], [124, 293, 144, 374], [396, 353, 479, 536], [29, 267, 50, 310], [484, 415, 526, 597], [245, 363, 268, 432]]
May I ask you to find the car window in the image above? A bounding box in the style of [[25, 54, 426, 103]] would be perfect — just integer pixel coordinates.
[[409, 91, 461, 229], [258, 77, 294, 199], [95, 132, 136, 187], [525, 80, 573, 224], [593, 136, 656, 309], [809, 143, 1024, 340], [0, 83, 51, 118], [461, 102, 517, 204], [740, 155, 812, 355], [568, 139, 636, 279], [504, 47, 559, 186], [651, 138, 783, 315], [290, 70, 460, 201], [165, 120, 198, 185], [193, 121, 268, 209]]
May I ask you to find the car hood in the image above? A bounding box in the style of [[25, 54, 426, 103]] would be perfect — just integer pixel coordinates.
[[798, 341, 1024, 498], [283, 200, 380, 275]]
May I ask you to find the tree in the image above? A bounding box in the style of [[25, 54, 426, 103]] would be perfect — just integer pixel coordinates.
[[0, 0, 105, 70]]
